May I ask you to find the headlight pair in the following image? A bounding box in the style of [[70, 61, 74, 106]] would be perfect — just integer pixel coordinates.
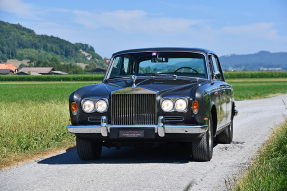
[[81, 98, 108, 113], [161, 98, 187, 112]]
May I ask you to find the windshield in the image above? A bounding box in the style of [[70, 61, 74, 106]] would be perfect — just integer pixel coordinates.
[[107, 52, 207, 79]]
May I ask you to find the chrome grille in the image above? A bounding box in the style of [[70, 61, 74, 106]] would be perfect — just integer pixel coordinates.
[[111, 94, 156, 125]]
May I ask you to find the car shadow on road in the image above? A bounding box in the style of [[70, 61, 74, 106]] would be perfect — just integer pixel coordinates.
[[38, 143, 199, 165]]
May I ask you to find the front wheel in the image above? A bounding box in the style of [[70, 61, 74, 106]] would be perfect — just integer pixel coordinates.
[[191, 114, 213, 161], [76, 137, 102, 161]]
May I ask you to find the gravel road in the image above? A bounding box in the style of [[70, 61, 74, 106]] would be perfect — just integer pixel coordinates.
[[1, 94, 287, 191]]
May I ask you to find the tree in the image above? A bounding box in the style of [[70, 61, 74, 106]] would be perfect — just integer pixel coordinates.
[[242, 67, 249, 71]]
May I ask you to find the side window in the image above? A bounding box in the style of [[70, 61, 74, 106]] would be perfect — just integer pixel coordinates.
[[208, 55, 214, 78], [110, 57, 122, 78], [123, 57, 129, 74], [110, 56, 133, 78], [211, 55, 223, 81]]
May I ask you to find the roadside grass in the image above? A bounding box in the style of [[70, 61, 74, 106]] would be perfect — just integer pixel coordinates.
[[232, 121, 287, 191], [0, 82, 93, 170], [0, 78, 287, 170], [0, 101, 75, 169]]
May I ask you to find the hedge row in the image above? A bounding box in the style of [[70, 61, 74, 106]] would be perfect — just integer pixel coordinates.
[[0, 74, 105, 81], [224, 71, 287, 79], [0, 71, 286, 81]]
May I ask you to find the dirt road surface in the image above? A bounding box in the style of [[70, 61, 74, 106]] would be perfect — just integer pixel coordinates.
[[1, 94, 287, 191]]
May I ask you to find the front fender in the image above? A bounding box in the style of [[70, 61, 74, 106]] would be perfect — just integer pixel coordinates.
[[193, 84, 212, 125]]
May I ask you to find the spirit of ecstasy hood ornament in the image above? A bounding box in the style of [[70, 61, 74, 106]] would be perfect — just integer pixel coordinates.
[[132, 75, 137, 90]]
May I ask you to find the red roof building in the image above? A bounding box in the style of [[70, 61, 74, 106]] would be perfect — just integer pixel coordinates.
[[0, 64, 18, 72]]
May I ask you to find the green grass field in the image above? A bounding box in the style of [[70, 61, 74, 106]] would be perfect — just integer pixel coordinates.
[[0, 82, 97, 101], [227, 79, 287, 100], [0, 78, 287, 170]]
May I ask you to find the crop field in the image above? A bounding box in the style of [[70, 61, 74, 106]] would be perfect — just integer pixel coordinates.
[[0, 74, 105, 82], [224, 71, 287, 79], [0, 78, 287, 169], [0, 71, 286, 82]]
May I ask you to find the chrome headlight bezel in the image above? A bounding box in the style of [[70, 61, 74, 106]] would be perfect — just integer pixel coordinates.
[[160, 97, 188, 112], [81, 98, 108, 113]]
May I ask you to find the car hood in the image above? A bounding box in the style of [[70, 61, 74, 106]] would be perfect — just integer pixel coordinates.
[[71, 77, 208, 100]]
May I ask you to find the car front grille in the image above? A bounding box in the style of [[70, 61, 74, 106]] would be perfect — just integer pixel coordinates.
[[111, 94, 157, 125]]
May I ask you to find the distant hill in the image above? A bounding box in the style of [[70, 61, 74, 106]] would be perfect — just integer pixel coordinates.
[[219, 51, 287, 71], [0, 20, 106, 72]]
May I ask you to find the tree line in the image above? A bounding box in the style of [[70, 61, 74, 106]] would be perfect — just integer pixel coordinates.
[[0, 20, 108, 73]]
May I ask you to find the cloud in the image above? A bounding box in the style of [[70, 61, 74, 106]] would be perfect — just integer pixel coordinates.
[[222, 22, 280, 40], [0, 0, 35, 17], [72, 10, 201, 35], [71, 10, 98, 29]]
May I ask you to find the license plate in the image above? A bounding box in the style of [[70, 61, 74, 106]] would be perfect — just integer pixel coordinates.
[[119, 130, 144, 138]]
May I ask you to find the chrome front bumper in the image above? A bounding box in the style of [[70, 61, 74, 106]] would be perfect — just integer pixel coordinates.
[[67, 116, 208, 138]]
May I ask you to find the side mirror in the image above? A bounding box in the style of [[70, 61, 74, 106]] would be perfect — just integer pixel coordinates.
[[214, 72, 221, 80]]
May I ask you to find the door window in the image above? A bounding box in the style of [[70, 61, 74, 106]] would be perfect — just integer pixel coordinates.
[[211, 55, 223, 81]]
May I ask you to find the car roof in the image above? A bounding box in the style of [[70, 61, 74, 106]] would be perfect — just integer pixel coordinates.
[[112, 47, 215, 57]]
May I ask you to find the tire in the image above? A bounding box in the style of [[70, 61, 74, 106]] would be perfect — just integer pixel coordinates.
[[217, 119, 233, 144], [191, 113, 213, 161], [76, 137, 102, 161]]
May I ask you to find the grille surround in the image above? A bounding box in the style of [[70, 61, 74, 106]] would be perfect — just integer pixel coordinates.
[[111, 94, 157, 125]]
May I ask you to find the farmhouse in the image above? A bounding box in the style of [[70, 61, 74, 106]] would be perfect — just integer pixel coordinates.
[[18, 67, 55, 75], [0, 64, 18, 73], [259, 67, 282, 71], [51, 71, 68, 75], [0, 69, 14, 75]]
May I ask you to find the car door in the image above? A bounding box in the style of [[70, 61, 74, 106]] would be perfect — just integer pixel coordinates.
[[210, 54, 227, 129]]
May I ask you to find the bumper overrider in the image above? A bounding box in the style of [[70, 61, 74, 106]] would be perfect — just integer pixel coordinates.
[[67, 116, 208, 137]]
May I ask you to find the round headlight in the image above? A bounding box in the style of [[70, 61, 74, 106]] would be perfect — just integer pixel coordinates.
[[82, 100, 95, 113], [175, 99, 187, 112], [96, 100, 108, 113], [161, 99, 174, 112]]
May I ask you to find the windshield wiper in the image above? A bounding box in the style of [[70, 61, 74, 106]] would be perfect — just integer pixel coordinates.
[[149, 73, 177, 79], [107, 76, 130, 80]]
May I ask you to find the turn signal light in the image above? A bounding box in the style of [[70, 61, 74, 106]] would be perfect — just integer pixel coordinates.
[[192, 101, 199, 114], [71, 102, 78, 115]]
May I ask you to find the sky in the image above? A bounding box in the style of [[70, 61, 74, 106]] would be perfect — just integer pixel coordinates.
[[0, 0, 286, 58]]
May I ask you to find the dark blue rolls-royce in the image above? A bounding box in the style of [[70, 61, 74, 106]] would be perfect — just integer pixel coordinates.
[[68, 47, 238, 161]]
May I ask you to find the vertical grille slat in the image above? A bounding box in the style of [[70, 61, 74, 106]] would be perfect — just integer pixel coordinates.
[[111, 94, 156, 125]]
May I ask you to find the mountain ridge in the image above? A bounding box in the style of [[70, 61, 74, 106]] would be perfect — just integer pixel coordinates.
[[219, 51, 287, 71]]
